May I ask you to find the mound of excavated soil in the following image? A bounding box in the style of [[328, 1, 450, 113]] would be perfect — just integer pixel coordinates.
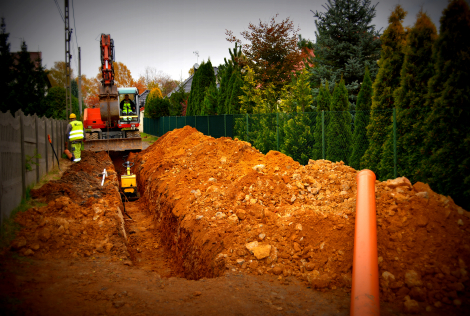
[[10, 151, 130, 261], [133, 126, 470, 310]]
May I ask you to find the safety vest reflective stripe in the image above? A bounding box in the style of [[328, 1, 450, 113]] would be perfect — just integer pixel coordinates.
[[69, 121, 84, 141]]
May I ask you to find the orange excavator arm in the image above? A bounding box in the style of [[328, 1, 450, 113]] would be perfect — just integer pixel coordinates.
[[100, 34, 115, 86]]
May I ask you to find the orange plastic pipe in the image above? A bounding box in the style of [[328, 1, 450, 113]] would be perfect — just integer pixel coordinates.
[[351, 169, 380, 316]]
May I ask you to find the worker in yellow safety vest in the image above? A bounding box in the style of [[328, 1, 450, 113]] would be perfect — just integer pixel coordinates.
[[65, 113, 85, 162], [120, 94, 135, 121]]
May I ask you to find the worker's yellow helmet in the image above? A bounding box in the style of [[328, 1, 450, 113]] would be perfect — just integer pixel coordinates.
[[69, 113, 76, 119]]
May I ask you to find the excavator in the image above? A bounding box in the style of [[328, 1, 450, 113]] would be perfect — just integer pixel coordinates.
[[83, 34, 142, 152]]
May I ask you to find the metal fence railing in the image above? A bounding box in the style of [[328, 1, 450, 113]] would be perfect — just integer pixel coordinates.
[[144, 115, 234, 139], [144, 109, 398, 179]]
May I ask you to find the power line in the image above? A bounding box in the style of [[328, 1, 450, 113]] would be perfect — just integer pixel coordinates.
[[71, 0, 79, 48], [53, 0, 64, 23]]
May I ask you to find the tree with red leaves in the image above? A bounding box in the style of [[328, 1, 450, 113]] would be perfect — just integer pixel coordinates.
[[226, 15, 303, 96]]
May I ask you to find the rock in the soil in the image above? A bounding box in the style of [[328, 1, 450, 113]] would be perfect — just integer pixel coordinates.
[[194, 291, 202, 296], [227, 214, 239, 224], [252, 164, 265, 172], [208, 178, 217, 183], [305, 263, 315, 271], [236, 259, 245, 265], [381, 271, 395, 288], [252, 244, 272, 260], [236, 210, 246, 220], [22, 249, 34, 256], [196, 215, 203, 220], [293, 242, 301, 252], [215, 212, 226, 219], [39, 228, 51, 242], [123, 260, 133, 266], [31, 243, 40, 251], [11, 236, 27, 250], [386, 177, 412, 189], [403, 299, 420, 314], [409, 287, 426, 302], [405, 270, 422, 287], [272, 266, 283, 275], [113, 300, 125, 308], [416, 215, 428, 227], [245, 241, 259, 253], [457, 219, 464, 226], [258, 233, 266, 240], [295, 223, 302, 231], [416, 191, 429, 199]]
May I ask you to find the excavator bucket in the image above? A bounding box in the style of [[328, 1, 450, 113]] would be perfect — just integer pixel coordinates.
[[84, 137, 142, 152]]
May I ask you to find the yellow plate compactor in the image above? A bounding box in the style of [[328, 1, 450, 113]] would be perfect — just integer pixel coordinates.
[[121, 161, 139, 201]]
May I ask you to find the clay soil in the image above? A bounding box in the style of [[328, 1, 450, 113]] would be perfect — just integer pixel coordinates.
[[1, 126, 470, 315]]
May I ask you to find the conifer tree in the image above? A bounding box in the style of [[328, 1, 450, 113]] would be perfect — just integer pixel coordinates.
[[201, 81, 218, 115], [226, 72, 245, 114], [169, 83, 188, 116], [361, 5, 407, 177], [419, 0, 470, 209], [187, 60, 215, 115], [10, 41, 49, 116], [378, 11, 437, 180], [326, 79, 352, 163], [311, 0, 382, 105], [312, 81, 331, 160], [350, 67, 373, 170], [0, 18, 14, 114]]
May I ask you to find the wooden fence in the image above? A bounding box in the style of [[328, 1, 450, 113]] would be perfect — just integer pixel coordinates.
[[0, 109, 67, 227]]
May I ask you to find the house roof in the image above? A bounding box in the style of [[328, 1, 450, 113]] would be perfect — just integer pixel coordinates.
[[167, 66, 218, 98]]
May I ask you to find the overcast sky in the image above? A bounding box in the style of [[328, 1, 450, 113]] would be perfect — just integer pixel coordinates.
[[0, 0, 460, 83]]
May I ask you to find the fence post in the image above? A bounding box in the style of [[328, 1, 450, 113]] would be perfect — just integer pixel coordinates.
[[34, 115, 39, 182], [18, 110, 26, 199], [276, 112, 279, 152], [322, 110, 325, 160], [44, 118, 48, 172], [246, 113, 249, 142], [224, 114, 227, 137], [393, 108, 397, 179]]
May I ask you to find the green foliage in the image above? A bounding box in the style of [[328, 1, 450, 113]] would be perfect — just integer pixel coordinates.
[[310, 0, 382, 106], [378, 11, 437, 180], [71, 79, 79, 98], [145, 96, 170, 119], [169, 83, 188, 116], [187, 60, 216, 115], [226, 72, 245, 114], [281, 113, 315, 165], [25, 150, 41, 171], [361, 5, 407, 177], [419, 0, 470, 209], [216, 62, 233, 114], [326, 79, 352, 164], [279, 69, 313, 113], [8, 41, 49, 117], [350, 67, 373, 170], [239, 66, 277, 114], [0, 18, 14, 114], [44, 86, 79, 120], [201, 81, 218, 115], [312, 82, 331, 160]]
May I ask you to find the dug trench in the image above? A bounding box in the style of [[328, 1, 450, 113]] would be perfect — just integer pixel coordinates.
[[1, 126, 470, 315]]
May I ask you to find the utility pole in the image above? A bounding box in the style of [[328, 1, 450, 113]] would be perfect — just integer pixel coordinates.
[[64, 0, 72, 118], [78, 47, 82, 118]]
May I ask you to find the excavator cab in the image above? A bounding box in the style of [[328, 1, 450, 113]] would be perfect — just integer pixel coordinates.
[[118, 88, 139, 124]]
